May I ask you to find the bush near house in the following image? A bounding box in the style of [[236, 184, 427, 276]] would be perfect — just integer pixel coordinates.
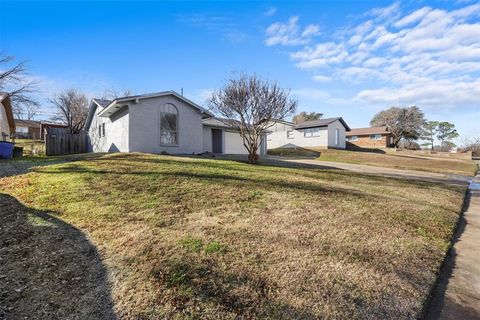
[[0, 153, 467, 319]]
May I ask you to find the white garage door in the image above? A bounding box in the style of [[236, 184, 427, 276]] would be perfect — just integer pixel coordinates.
[[224, 131, 248, 154]]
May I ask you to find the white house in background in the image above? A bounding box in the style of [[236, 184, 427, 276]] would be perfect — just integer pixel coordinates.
[[84, 91, 266, 155], [267, 117, 350, 150]]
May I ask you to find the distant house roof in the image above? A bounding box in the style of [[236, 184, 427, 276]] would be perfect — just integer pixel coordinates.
[[14, 119, 41, 128], [0, 93, 16, 133], [295, 117, 350, 131], [346, 126, 390, 136]]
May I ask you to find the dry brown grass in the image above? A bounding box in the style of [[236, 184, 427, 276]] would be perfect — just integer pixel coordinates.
[[0, 153, 467, 319], [268, 148, 478, 176]]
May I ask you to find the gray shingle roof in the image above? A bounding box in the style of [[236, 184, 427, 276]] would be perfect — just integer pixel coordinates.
[[295, 117, 350, 130]]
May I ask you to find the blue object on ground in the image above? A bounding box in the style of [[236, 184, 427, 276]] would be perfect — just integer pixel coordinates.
[[0, 141, 14, 159]]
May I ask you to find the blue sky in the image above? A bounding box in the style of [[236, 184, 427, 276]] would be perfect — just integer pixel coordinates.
[[1, 0, 479, 140]]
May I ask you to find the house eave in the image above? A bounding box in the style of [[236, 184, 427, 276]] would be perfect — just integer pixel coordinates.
[[97, 91, 213, 118]]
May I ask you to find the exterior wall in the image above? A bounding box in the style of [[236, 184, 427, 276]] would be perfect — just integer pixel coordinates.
[[267, 126, 328, 149], [0, 105, 10, 140], [224, 130, 248, 154], [346, 134, 391, 149], [129, 95, 204, 154], [202, 126, 213, 152], [203, 125, 266, 155], [327, 120, 347, 149], [88, 105, 129, 152]]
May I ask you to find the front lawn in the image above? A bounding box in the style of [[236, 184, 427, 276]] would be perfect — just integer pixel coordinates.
[[0, 153, 466, 319], [268, 148, 478, 176]]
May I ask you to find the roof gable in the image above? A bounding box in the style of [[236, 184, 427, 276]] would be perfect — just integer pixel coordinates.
[[97, 91, 212, 118]]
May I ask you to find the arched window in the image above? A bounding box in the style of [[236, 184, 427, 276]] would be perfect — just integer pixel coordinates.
[[160, 103, 178, 145]]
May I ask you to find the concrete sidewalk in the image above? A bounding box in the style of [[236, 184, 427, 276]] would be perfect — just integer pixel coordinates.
[[426, 175, 480, 319]]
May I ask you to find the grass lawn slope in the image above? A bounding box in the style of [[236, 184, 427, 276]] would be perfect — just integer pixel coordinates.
[[269, 148, 478, 176], [0, 153, 466, 319]]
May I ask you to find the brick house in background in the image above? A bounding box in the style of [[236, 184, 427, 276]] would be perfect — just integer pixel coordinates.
[[346, 126, 394, 149], [14, 119, 41, 139], [14, 119, 68, 140]]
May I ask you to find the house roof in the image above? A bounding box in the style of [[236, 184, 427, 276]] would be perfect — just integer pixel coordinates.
[[346, 126, 390, 136], [14, 119, 41, 128], [202, 117, 232, 128], [0, 92, 16, 133], [295, 117, 350, 131], [96, 91, 213, 118], [92, 98, 112, 108]]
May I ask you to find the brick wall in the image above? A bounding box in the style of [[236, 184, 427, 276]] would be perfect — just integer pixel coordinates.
[[346, 134, 392, 149]]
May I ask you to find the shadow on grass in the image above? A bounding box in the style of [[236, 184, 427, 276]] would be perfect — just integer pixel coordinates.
[[0, 153, 105, 178], [0, 193, 116, 319], [31, 158, 461, 214]]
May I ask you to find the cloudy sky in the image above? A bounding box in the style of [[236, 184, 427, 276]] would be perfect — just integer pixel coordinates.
[[1, 0, 479, 140]]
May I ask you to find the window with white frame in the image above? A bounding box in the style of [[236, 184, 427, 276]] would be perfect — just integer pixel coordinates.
[[346, 135, 358, 141], [335, 128, 339, 145], [287, 130, 294, 139], [102, 123, 106, 137], [370, 134, 382, 140], [98, 124, 102, 137], [160, 103, 178, 145], [304, 127, 321, 137]]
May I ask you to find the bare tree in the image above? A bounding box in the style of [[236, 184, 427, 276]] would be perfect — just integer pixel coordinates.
[[292, 111, 323, 124], [459, 136, 480, 156], [209, 74, 297, 164], [0, 52, 39, 119], [101, 88, 133, 100], [50, 89, 89, 134], [370, 106, 425, 148]]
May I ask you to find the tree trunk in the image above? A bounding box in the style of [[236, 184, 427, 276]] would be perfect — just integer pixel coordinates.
[[248, 143, 259, 164]]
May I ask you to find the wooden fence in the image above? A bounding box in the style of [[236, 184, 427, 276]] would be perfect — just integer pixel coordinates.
[[45, 128, 88, 156]]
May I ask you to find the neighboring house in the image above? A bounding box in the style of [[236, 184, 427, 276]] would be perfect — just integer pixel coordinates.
[[267, 117, 350, 150], [346, 126, 394, 149], [14, 120, 67, 140], [84, 91, 266, 155], [0, 93, 15, 141], [14, 119, 41, 139]]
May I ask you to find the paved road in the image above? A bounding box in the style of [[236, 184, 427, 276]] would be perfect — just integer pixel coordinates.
[[267, 156, 472, 186]]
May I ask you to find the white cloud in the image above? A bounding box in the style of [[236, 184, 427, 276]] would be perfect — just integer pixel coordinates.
[[265, 16, 319, 46], [265, 7, 277, 16], [394, 7, 432, 27], [266, 3, 480, 110], [312, 75, 331, 82], [355, 79, 480, 110]]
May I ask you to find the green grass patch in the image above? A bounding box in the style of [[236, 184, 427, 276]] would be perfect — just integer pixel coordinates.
[[0, 152, 467, 319]]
